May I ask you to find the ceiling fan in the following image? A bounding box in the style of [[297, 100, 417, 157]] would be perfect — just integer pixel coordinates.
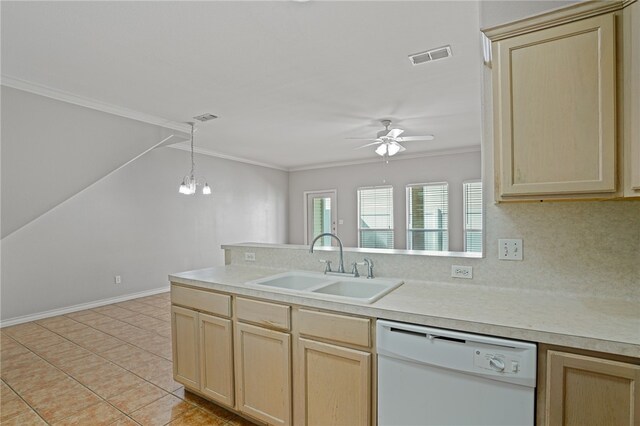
[[350, 119, 435, 157]]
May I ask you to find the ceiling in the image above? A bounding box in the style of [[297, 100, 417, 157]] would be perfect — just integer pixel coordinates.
[[1, 1, 483, 170]]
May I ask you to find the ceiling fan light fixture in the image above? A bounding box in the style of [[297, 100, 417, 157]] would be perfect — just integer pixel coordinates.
[[375, 144, 388, 156], [387, 142, 401, 156]]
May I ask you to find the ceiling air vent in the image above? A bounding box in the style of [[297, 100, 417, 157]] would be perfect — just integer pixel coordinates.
[[193, 113, 218, 122], [409, 45, 452, 66]]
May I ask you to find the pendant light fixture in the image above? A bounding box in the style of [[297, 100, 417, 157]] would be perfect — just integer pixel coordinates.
[[178, 122, 211, 195]]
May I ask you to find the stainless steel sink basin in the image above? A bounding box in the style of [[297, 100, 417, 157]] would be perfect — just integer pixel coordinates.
[[247, 271, 403, 304]]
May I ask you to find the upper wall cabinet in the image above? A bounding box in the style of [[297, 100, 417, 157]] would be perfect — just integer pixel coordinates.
[[623, 0, 640, 197], [484, 0, 640, 201]]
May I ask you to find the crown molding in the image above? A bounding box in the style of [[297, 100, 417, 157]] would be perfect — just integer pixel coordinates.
[[482, 0, 627, 41], [288, 145, 481, 172], [168, 143, 289, 172], [1, 75, 191, 133]]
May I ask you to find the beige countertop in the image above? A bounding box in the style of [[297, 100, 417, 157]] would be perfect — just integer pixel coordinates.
[[169, 265, 640, 358]]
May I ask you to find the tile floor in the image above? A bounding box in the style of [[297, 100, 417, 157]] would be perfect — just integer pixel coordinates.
[[0, 292, 257, 425]]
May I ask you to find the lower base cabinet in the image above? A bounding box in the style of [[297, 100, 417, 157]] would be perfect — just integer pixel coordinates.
[[235, 322, 292, 426], [199, 313, 234, 408], [297, 338, 371, 426], [541, 349, 640, 426], [171, 306, 200, 389]]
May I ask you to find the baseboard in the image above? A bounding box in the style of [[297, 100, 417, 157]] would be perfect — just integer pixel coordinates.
[[0, 286, 170, 328]]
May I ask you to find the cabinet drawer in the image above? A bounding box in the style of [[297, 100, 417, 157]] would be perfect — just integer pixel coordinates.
[[171, 285, 230, 318], [236, 297, 290, 331], [298, 309, 370, 348]]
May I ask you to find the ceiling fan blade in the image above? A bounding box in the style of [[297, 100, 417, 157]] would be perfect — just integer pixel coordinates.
[[396, 135, 435, 142], [397, 143, 406, 152], [355, 140, 383, 149], [386, 128, 404, 139]]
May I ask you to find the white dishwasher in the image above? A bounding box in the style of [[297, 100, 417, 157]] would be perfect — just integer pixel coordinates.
[[377, 320, 537, 426]]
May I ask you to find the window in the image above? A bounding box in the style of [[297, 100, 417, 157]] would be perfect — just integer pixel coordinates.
[[406, 183, 448, 251], [357, 186, 394, 249], [463, 181, 483, 253]]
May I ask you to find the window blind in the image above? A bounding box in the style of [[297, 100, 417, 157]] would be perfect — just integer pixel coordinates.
[[357, 186, 394, 249], [407, 183, 449, 251], [463, 181, 483, 253]]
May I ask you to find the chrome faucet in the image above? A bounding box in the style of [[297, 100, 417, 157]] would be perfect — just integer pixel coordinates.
[[363, 258, 374, 279], [309, 233, 346, 274]]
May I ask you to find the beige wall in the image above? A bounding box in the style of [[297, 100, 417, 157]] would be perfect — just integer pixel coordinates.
[[1, 89, 289, 321], [288, 150, 482, 251]]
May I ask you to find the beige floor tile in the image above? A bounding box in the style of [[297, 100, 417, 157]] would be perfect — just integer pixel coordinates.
[[37, 342, 92, 367], [107, 382, 167, 414], [130, 394, 195, 426], [128, 358, 173, 381], [22, 378, 102, 423], [224, 414, 260, 426], [2, 322, 45, 338], [0, 336, 30, 361], [51, 401, 125, 425], [108, 416, 141, 425], [0, 408, 47, 425], [146, 371, 184, 393], [7, 363, 68, 394], [56, 353, 107, 374], [172, 389, 235, 421], [0, 389, 31, 422], [89, 370, 148, 399], [168, 408, 228, 425]]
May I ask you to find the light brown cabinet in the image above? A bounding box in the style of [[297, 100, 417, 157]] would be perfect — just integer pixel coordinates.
[[171, 285, 235, 409], [491, 13, 617, 199], [171, 305, 200, 389], [199, 313, 234, 407], [297, 338, 371, 426], [294, 308, 374, 426], [622, 0, 640, 197], [486, 1, 640, 201], [235, 322, 291, 426], [171, 285, 376, 425], [543, 350, 640, 426]]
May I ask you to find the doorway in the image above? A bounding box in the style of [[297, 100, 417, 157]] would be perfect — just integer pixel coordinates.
[[304, 190, 337, 246]]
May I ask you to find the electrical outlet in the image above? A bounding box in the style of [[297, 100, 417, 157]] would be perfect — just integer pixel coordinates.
[[114, 275, 122, 284], [498, 239, 523, 260], [451, 265, 473, 279], [245, 252, 256, 262]]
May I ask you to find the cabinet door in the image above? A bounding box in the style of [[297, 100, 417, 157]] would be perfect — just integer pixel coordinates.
[[235, 322, 291, 426], [171, 305, 199, 389], [626, 1, 640, 194], [297, 338, 371, 426], [494, 14, 616, 197], [199, 313, 234, 408], [546, 350, 640, 426]]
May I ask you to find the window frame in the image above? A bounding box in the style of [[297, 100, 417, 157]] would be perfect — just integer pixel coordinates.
[[405, 181, 449, 251], [463, 180, 483, 253], [356, 185, 394, 249]]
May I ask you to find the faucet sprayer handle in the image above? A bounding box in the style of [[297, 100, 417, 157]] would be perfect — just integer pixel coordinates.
[[351, 262, 365, 278]]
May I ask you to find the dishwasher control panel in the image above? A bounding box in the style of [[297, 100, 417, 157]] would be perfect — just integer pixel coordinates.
[[474, 349, 521, 374]]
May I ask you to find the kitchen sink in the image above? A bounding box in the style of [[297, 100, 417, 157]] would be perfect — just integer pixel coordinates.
[[249, 271, 333, 291], [247, 271, 403, 304]]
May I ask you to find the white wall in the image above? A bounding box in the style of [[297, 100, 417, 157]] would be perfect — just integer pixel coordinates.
[[479, 0, 582, 28], [1, 86, 185, 238], [288, 150, 481, 251], [1, 90, 288, 321]]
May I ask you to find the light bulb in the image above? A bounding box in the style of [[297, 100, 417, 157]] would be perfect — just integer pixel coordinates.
[[375, 143, 387, 156], [178, 180, 189, 194], [387, 142, 400, 156], [202, 183, 211, 195]]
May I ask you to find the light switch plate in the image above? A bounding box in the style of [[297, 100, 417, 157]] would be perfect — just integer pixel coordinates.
[[498, 239, 523, 260]]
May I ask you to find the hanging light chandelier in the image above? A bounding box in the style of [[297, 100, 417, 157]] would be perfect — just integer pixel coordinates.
[[178, 122, 211, 195]]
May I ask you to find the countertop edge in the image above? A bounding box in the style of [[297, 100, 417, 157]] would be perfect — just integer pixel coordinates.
[[168, 269, 640, 358]]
